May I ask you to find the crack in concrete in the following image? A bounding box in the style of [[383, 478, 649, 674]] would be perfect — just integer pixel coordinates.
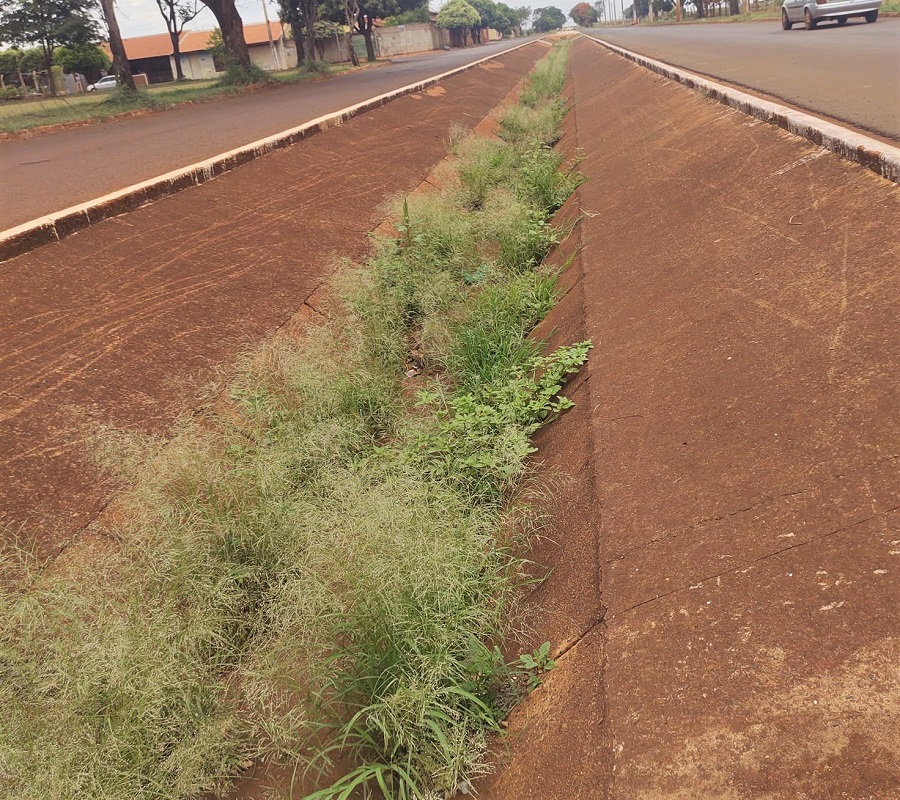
[[607, 506, 898, 620], [553, 608, 607, 663], [605, 453, 900, 564]]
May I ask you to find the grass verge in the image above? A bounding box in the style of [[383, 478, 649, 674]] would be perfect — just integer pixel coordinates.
[[0, 61, 353, 135], [0, 40, 587, 800]]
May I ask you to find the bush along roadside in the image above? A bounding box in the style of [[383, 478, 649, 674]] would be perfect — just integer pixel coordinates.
[[0, 40, 589, 800]]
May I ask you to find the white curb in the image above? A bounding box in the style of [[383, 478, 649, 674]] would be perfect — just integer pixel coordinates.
[[1, 39, 542, 262], [580, 32, 900, 184]]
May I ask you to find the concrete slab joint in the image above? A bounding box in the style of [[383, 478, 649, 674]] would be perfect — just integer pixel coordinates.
[[581, 32, 900, 185]]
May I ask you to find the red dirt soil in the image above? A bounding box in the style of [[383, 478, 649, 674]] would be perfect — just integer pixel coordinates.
[[0, 45, 544, 562], [3, 33, 898, 800], [479, 37, 899, 799]]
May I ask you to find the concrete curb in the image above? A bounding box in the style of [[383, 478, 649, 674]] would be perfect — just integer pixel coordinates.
[[0, 39, 541, 263], [580, 32, 900, 185]]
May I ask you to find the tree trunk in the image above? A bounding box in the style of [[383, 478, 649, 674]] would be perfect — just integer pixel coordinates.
[[201, 0, 252, 67], [100, 0, 137, 90], [299, 0, 318, 62], [41, 42, 56, 96], [290, 19, 306, 62], [360, 15, 376, 62], [347, 36, 359, 66], [170, 31, 186, 79], [729, 0, 739, 13]]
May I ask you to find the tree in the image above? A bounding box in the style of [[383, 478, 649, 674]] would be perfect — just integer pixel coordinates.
[[593, 0, 605, 21], [436, 0, 481, 46], [0, 0, 100, 95], [492, 2, 518, 35], [322, 0, 426, 63], [155, 0, 203, 80], [382, 5, 429, 24], [53, 42, 110, 81], [357, 0, 426, 63], [468, 0, 497, 43], [0, 48, 26, 89], [281, 0, 320, 63], [515, 5, 530, 30], [200, 0, 251, 67], [531, 5, 566, 30], [277, 0, 306, 63], [569, 1, 598, 25], [98, 0, 136, 90]]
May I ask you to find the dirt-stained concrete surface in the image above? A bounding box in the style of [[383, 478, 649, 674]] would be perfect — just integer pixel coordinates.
[[0, 44, 544, 561], [481, 36, 899, 799], [3, 31, 899, 799]]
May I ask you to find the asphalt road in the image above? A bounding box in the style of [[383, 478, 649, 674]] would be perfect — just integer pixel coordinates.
[[584, 19, 900, 140], [0, 38, 535, 230]]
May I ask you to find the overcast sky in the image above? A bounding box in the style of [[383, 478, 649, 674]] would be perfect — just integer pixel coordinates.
[[113, 0, 604, 41]]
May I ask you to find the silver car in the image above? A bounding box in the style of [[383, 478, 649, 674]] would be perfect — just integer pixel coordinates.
[[781, 0, 881, 28], [86, 75, 118, 92]]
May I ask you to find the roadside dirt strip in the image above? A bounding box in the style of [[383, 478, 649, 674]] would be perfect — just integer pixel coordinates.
[[0, 43, 545, 560], [481, 37, 899, 799]]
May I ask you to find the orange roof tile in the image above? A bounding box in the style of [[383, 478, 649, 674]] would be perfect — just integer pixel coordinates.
[[243, 21, 285, 45], [121, 33, 174, 60], [177, 29, 219, 54], [178, 22, 284, 54]]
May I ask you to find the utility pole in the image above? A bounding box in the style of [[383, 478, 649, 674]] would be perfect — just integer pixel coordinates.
[[261, 0, 281, 70]]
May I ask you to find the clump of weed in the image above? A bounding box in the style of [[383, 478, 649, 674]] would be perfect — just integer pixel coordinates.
[[297, 59, 332, 76], [0, 40, 589, 800], [218, 61, 271, 87], [100, 86, 163, 110]]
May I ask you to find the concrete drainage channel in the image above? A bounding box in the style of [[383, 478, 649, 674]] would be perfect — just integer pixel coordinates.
[[0, 38, 547, 263], [580, 32, 900, 185]]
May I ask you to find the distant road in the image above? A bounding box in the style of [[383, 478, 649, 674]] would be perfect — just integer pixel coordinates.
[[0, 39, 535, 230], [584, 20, 900, 140]]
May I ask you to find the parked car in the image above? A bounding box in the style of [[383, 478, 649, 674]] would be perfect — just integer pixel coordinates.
[[86, 75, 118, 92], [781, 0, 880, 28]]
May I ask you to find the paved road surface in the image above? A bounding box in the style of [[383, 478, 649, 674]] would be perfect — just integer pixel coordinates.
[[0, 39, 535, 230], [585, 20, 900, 139]]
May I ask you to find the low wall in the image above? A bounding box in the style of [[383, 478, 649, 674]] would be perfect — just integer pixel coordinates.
[[375, 23, 446, 57], [284, 35, 353, 65]]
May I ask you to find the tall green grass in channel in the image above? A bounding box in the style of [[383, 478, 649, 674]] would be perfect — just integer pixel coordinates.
[[0, 40, 589, 800]]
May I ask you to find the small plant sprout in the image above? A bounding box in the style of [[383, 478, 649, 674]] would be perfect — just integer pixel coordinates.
[[518, 642, 557, 692]]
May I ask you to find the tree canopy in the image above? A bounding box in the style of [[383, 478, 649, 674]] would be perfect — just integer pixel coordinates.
[[436, 0, 482, 30], [569, 1, 598, 25], [0, 0, 100, 91], [54, 42, 110, 80], [531, 5, 566, 30]]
